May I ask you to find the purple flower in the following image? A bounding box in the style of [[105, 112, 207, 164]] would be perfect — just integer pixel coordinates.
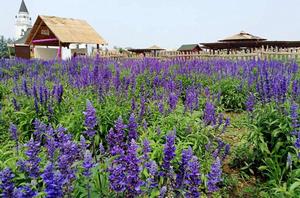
[[41, 163, 64, 198], [19, 137, 41, 178], [203, 102, 216, 126], [291, 103, 299, 135], [0, 168, 15, 198], [207, 157, 222, 193], [108, 161, 126, 192], [142, 139, 151, 162], [176, 147, 193, 190], [184, 156, 201, 198], [45, 127, 57, 161], [22, 78, 29, 96], [292, 80, 299, 100], [158, 102, 164, 114], [128, 113, 138, 141], [99, 142, 105, 155], [145, 160, 158, 189], [125, 139, 143, 196], [12, 98, 20, 111], [33, 119, 47, 141], [295, 137, 300, 150], [83, 150, 94, 178], [56, 84, 63, 104], [57, 133, 79, 190], [131, 98, 136, 112], [13, 185, 37, 198], [162, 130, 176, 177], [246, 93, 255, 112], [168, 92, 178, 112], [9, 123, 18, 143], [106, 117, 126, 155], [83, 100, 97, 138], [221, 118, 230, 134], [222, 144, 230, 160], [159, 186, 167, 198]]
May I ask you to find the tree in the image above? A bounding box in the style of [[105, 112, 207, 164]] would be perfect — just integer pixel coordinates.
[[0, 36, 12, 59]]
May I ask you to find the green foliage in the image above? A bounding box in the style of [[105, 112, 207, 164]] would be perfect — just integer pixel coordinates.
[[213, 78, 247, 112]]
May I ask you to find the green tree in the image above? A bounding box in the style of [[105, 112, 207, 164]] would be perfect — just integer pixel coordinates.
[[0, 36, 10, 58]]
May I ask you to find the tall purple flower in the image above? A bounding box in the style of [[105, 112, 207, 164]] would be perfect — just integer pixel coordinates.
[[82, 150, 94, 178], [162, 130, 176, 177], [246, 93, 255, 112], [83, 100, 97, 139], [125, 139, 143, 196], [106, 117, 126, 155], [207, 157, 222, 193], [203, 102, 216, 126], [41, 163, 64, 198], [291, 103, 299, 135], [108, 160, 126, 192], [12, 98, 20, 111], [128, 113, 138, 142], [176, 147, 193, 190], [13, 185, 37, 198], [145, 160, 158, 189], [168, 92, 178, 112], [0, 168, 15, 198], [9, 123, 19, 153], [19, 137, 41, 178], [222, 144, 230, 160], [184, 156, 201, 198], [221, 117, 230, 134], [142, 139, 151, 162]]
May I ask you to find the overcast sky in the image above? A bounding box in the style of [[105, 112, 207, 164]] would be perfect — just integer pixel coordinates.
[[1, 0, 300, 49]]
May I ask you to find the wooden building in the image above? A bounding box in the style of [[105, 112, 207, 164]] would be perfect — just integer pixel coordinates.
[[25, 15, 107, 60], [14, 28, 31, 59], [177, 44, 202, 53], [201, 31, 300, 53], [127, 45, 165, 57]]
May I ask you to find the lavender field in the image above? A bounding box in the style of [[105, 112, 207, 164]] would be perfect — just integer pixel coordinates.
[[0, 57, 300, 197]]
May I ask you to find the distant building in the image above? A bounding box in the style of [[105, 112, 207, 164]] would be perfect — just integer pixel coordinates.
[[25, 15, 107, 60], [15, 0, 32, 39], [127, 45, 165, 57], [201, 31, 300, 52], [177, 44, 202, 53]]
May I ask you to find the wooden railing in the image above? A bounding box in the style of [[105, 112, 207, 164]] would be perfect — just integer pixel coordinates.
[[93, 47, 300, 61]]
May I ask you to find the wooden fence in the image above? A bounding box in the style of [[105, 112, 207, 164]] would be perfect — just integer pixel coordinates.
[[95, 47, 300, 61]]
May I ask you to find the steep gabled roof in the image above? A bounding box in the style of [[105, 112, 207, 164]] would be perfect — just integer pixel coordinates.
[[19, 0, 29, 13], [26, 15, 107, 45]]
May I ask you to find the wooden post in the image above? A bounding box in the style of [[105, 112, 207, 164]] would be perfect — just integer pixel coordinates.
[[58, 41, 62, 60]]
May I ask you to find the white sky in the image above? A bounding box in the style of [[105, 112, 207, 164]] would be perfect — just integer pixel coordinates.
[[1, 0, 300, 49]]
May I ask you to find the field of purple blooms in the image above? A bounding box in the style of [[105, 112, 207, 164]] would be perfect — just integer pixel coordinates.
[[0, 57, 300, 197]]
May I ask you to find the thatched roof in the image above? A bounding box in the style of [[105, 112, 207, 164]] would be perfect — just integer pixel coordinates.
[[219, 31, 266, 42], [147, 45, 164, 50], [26, 15, 107, 45], [178, 44, 201, 51]]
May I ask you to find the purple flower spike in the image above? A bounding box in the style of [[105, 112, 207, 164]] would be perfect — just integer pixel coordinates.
[[0, 168, 15, 198], [162, 130, 176, 177], [128, 113, 138, 142], [203, 102, 216, 126], [83, 150, 94, 178], [83, 100, 97, 139], [184, 156, 201, 198], [207, 157, 222, 193]]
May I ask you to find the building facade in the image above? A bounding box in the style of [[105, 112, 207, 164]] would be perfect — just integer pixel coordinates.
[[15, 0, 32, 39]]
